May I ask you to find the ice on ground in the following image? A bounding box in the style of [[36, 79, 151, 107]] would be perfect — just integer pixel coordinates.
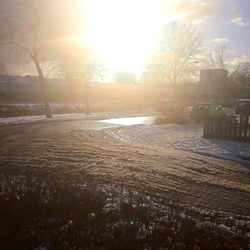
[[111, 123, 250, 165], [0, 107, 156, 126], [0, 113, 104, 126], [0, 112, 156, 126], [100, 116, 155, 126]]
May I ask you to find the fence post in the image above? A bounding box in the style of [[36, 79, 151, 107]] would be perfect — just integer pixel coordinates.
[[239, 116, 242, 142], [203, 115, 249, 143], [228, 117, 232, 140], [243, 115, 248, 142], [233, 118, 237, 141], [225, 117, 229, 140], [207, 120, 211, 138], [203, 121, 207, 138]]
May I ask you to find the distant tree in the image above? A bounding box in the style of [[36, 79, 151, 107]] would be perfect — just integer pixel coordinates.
[[114, 71, 136, 84], [141, 64, 167, 85], [0, 61, 8, 75], [46, 59, 79, 82], [48, 43, 105, 81], [159, 22, 202, 89], [48, 45, 105, 114], [230, 62, 250, 87], [79, 62, 105, 114], [210, 47, 227, 70], [0, 0, 62, 118], [77, 62, 105, 83]]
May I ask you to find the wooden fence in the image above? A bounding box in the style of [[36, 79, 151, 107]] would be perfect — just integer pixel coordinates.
[[203, 116, 250, 143]]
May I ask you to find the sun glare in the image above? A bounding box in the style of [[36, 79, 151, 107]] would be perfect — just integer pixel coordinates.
[[81, 0, 170, 75]]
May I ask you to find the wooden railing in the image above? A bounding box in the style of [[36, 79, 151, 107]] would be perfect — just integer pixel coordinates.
[[203, 116, 250, 143]]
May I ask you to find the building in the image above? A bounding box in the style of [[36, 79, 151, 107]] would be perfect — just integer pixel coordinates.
[[200, 69, 228, 85], [235, 99, 250, 124], [0, 75, 67, 98], [199, 69, 229, 101]]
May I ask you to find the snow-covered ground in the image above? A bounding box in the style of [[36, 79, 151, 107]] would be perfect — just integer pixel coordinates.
[[0, 115, 249, 214], [110, 123, 250, 165], [1, 112, 249, 165], [0, 112, 156, 126], [0, 113, 114, 126]]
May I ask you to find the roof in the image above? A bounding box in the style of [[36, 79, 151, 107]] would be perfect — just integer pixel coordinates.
[[235, 100, 250, 115], [200, 69, 229, 73], [236, 99, 250, 102]]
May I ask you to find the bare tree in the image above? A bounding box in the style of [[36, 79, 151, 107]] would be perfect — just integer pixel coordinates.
[[79, 62, 105, 114], [210, 47, 227, 70], [230, 62, 250, 86], [114, 71, 137, 84], [46, 60, 78, 81], [141, 64, 167, 85], [0, 0, 61, 118], [48, 45, 105, 114], [0, 61, 8, 75], [160, 22, 202, 90]]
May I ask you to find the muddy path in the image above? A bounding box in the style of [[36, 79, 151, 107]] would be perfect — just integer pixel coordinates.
[[0, 121, 249, 215]]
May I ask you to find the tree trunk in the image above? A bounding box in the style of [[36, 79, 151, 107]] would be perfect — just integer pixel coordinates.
[[33, 56, 52, 118], [172, 68, 178, 98], [83, 81, 90, 115]]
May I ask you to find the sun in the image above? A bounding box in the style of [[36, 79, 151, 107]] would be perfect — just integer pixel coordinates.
[[80, 0, 170, 75]]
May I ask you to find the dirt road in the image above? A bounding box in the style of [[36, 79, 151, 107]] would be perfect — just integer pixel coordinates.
[[0, 120, 249, 215]]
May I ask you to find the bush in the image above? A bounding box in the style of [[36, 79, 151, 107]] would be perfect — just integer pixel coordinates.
[[220, 99, 234, 108], [191, 104, 225, 123], [157, 100, 184, 115], [154, 114, 192, 125]]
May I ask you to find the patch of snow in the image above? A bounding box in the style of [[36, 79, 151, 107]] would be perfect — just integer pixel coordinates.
[[112, 124, 250, 165], [33, 247, 48, 250], [0, 112, 130, 126], [218, 224, 232, 234], [0, 111, 156, 126]]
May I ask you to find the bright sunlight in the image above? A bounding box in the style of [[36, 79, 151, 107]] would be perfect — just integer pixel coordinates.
[[81, 0, 173, 74]]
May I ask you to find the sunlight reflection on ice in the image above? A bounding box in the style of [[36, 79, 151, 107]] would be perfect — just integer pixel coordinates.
[[99, 116, 155, 126]]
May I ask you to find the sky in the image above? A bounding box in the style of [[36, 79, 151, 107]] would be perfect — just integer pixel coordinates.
[[193, 0, 250, 68], [1, 0, 250, 78], [81, 0, 250, 76]]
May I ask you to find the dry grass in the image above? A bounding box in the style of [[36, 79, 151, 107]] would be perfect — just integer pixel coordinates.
[[0, 174, 249, 250]]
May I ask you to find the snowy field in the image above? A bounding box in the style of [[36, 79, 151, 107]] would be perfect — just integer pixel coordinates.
[[109, 123, 250, 165], [1, 112, 249, 165], [0, 114, 250, 216]]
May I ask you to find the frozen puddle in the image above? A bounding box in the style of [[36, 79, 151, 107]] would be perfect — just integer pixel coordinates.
[[99, 116, 156, 126]]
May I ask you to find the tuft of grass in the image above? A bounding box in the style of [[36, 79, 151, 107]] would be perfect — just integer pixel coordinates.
[[0, 174, 249, 250]]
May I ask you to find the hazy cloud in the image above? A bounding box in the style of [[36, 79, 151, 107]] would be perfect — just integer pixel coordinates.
[[229, 55, 250, 66], [212, 38, 230, 44], [231, 16, 248, 26], [228, 1, 249, 27], [163, 0, 217, 23]]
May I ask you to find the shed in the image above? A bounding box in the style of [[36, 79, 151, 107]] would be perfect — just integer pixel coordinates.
[[235, 99, 250, 125]]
